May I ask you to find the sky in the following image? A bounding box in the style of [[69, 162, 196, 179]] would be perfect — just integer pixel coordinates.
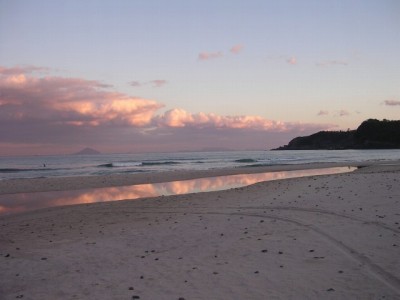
[[0, 0, 399, 155]]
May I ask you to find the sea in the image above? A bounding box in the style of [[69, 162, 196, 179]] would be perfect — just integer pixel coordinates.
[[1, 149, 400, 181]]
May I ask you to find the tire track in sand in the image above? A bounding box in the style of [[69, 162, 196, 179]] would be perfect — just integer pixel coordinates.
[[118, 209, 400, 295]]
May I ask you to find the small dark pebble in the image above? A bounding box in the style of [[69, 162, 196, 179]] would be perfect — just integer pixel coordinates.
[[309, 249, 314, 252], [261, 249, 268, 253], [140, 276, 144, 279], [128, 287, 134, 290], [178, 298, 185, 300], [278, 251, 283, 254], [41, 257, 47, 260], [254, 271, 259, 274], [132, 296, 140, 299], [16, 295, 24, 299], [338, 270, 344, 274], [327, 288, 335, 292], [213, 271, 218, 275], [5, 253, 10, 257]]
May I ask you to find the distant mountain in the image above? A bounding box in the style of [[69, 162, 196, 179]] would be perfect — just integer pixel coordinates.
[[73, 147, 101, 155], [273, 119, 400, 150]]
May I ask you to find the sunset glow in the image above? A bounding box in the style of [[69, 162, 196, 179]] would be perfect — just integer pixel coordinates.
[[0, 1, 399, 155], [0, 167, 355, 214]]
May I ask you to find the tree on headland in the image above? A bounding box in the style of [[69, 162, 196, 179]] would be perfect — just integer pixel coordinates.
[[273, 119, 400, 150]]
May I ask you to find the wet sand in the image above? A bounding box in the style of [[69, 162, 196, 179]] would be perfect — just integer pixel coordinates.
[[0, 162, 359, 195], [0, 163, 399, 299]]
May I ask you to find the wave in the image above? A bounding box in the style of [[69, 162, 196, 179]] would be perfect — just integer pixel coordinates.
[[234, 159, 258, 163], [240, 163, 275, 168], [98, 163, 113, 168], [98, 162, 141, 168], [98, 161, 180, 168], [0, 168, 51, 173], [141, 161, 180, 166]]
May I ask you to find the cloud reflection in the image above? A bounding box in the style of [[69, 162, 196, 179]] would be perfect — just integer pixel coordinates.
[[0, 167, 355, 215]]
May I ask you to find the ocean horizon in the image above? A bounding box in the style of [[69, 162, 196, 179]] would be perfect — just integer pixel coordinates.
[[1, 149, 400, 181]]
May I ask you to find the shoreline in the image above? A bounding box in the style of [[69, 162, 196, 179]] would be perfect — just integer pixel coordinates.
[[0, 161, 383, 195], [1, 162, 399, 299]]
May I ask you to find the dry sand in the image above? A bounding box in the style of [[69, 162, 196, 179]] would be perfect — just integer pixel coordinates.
[[0, 163, 399, 299]]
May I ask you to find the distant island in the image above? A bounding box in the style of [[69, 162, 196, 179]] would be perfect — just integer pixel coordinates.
[[73, 147, 101, 155], [273, 119, 400, 150]]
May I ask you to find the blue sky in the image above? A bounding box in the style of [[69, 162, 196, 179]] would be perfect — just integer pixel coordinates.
[[0, 0, 399, 154]]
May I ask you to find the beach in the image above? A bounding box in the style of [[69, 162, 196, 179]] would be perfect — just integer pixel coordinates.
[[1, 162, 399, 299]]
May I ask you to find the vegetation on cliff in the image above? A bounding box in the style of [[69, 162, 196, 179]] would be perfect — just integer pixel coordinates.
[[273, 119, 400, 150]]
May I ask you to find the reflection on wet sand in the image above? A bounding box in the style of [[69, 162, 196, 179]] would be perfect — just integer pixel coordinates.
[[0, 167, 355, 215]]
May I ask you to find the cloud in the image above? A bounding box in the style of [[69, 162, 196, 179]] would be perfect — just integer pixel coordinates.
[[129, 80, 168, 88], [286, 56, 297, 65], [154, 108, 329, 133], [129, 81, 142, 87], [0, 66, 163, 128], [316, 109, 352, 117], [383, 100, 400, 106], [317, 110, 329, 116], [316, 60, 348, 67], [230, 44, 244, 54], [0, 65, 49, 76], [338, 110, 350, 117], [0, 65, 334, 155], [198, 44, 244, 60], [198, 51, 223, 61], [150, 80, 167, 88]]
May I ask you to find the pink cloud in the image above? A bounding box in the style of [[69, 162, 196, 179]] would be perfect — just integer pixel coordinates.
[[230, 44, 244, 54], [383, 100, 400, 106], [316, 60, 348, 67], [317, 109, 353, 118], [129, 81, 142, 87], [338, 110, 350, 117], [129, 80, 167, 88], [154, 108, 329, 133], [198, 51, 223, 61], [286, 56, 297, 65], [0, 65, 49, 76], [0, 66, 335, 155], [0, 66, 163, 127], [317, 110, 329, 116], [150, 80, 167, 88]]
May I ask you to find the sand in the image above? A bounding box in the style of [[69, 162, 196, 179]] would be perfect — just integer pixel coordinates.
[[0, 163, 399, 299], [0, 162, 360, 195]]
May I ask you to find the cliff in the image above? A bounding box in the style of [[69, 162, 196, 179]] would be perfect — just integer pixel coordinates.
[[273, 119, 400, 150]]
